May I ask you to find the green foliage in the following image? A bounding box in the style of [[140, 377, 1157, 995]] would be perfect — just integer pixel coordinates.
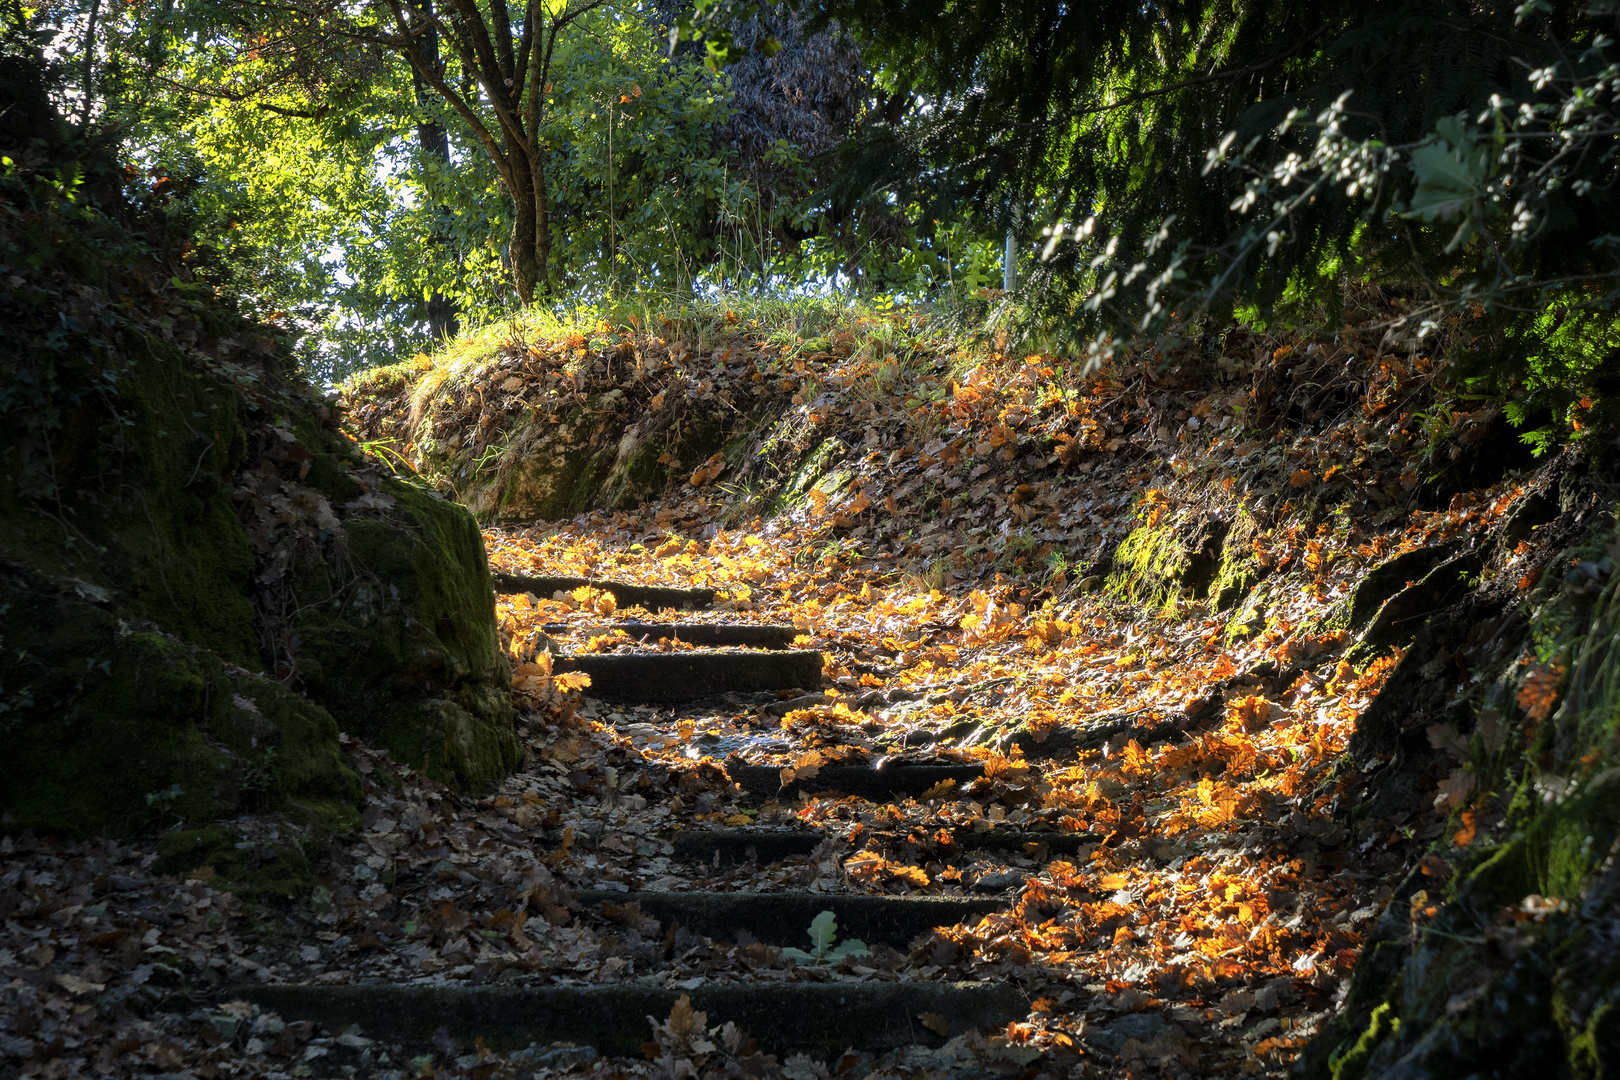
[[116, 2, 755, 380], [810, 0, 1620, 429], [779, 909, 870, 964]]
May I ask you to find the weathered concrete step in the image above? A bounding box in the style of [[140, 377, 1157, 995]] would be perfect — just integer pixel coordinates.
[[728, 763, 985, 801], [493, 573, 714, 611], [543, 622, 801, 649], [577, 890, 1003, 948], [556, 650, 823, 702], [672, 826, 1103, 864], [237, 979, 1026, 1056]]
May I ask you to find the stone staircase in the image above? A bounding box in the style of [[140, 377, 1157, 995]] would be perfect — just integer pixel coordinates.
[[238, 577, 1069, 1062]]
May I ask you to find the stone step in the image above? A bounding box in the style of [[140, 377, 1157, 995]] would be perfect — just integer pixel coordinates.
[[557, 650, 824, 703], [671, 826, 1103, 865], [237, 979, 1027, 1057], [493, 573, 714, 611], [576, 889, 1003, 949], [728, 762, 986, 802], [543, 622, 801, 649]]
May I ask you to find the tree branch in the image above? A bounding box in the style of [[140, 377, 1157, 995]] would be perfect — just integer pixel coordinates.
[[383, 0, 513, 186]]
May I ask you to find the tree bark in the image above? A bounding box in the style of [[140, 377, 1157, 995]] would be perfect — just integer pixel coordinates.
[[80, 0, 102, 125], [409, 2, 460, 340], [507, 152, 542, 305], [377, 0, 605, 306]]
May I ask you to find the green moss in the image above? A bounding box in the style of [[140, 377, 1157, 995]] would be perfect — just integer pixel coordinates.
[[603, 431, 672, 507], [289, 477, 516, 791], [304, 451, 365, 503], [1224, 581, 1270, 639], [1565, 995, 1620, 1080], [1210, 515, 1265, 613], [480, 405, 733, 523], [1461, 776, 1620, 908], [1107, 524, 1184, 609], [1106, 511, 1229, 610], [769, 438, 845, 515], [155, 825, 318, 903], [0, 343, 261, 666], [1460, 830, 1537, 903], [1329, 1001, 1399, 1080], [0, 567, 361, 836]]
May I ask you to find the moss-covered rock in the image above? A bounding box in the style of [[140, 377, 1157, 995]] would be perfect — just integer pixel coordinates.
[[1312, 780, 1620, 1080], [0, 319, 513, 806], [1303, 489, 1620, 1080], [283, 478, 517, 789], [154, 824, 319, 904], [0, 85, 514, 835], [1341, 548, 1481, 665], [0, 565, 360, 836], [342, 330, 803, 526], [1303, 543, 1460, 648], [1106, 515, 1228, 609]]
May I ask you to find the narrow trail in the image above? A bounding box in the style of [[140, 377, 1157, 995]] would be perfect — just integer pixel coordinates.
[[0, 483, 1521, 1078], [220, 497, 1435, 1080], [3, 315, 1549, 1079]]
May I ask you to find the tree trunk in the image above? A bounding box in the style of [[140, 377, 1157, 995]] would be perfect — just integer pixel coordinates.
[[409, 3, 460, 341], [505, 148, 549, 305]]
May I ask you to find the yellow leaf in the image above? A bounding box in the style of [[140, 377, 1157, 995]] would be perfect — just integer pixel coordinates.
[[552, 670, 592, 692], [1518, 661, 1565, 722], [1453, 809, 1478, 847], [894, 865, 930, 886]]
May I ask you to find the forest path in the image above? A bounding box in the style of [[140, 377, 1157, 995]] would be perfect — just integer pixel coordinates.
[[230, 502, 1414, 1079], [0, 502, 1439, 1080]]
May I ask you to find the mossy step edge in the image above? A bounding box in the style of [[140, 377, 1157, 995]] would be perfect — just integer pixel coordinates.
[[233, 979, 1028, 1055], [670, 826, 1104, 864], [575, 889, 1006, 948], [543, 622, 800, 648], [728, 763, 986, 801], [557, 650, 824, 702], [493, 573, 714, 611]]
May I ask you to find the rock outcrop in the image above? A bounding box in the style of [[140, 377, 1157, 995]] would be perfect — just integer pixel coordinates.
[[0, 66, 515, 837]]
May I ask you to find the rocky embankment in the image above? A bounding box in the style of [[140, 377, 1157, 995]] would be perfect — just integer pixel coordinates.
[[0, 62, 514, 853]]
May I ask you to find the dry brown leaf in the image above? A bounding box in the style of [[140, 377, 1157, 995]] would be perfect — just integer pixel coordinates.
[[1433, 768, 1477, 811], [1426, 723, 1470, 762]]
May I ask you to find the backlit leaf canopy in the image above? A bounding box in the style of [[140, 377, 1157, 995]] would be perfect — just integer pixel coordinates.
[[806, 0, 1619, 344]]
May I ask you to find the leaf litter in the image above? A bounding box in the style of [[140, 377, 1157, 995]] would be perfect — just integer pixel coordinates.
[[3, 304, 1566, 1078]]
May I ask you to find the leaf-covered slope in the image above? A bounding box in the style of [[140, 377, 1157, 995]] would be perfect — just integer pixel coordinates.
[[357, 290, 1620, 1074]]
